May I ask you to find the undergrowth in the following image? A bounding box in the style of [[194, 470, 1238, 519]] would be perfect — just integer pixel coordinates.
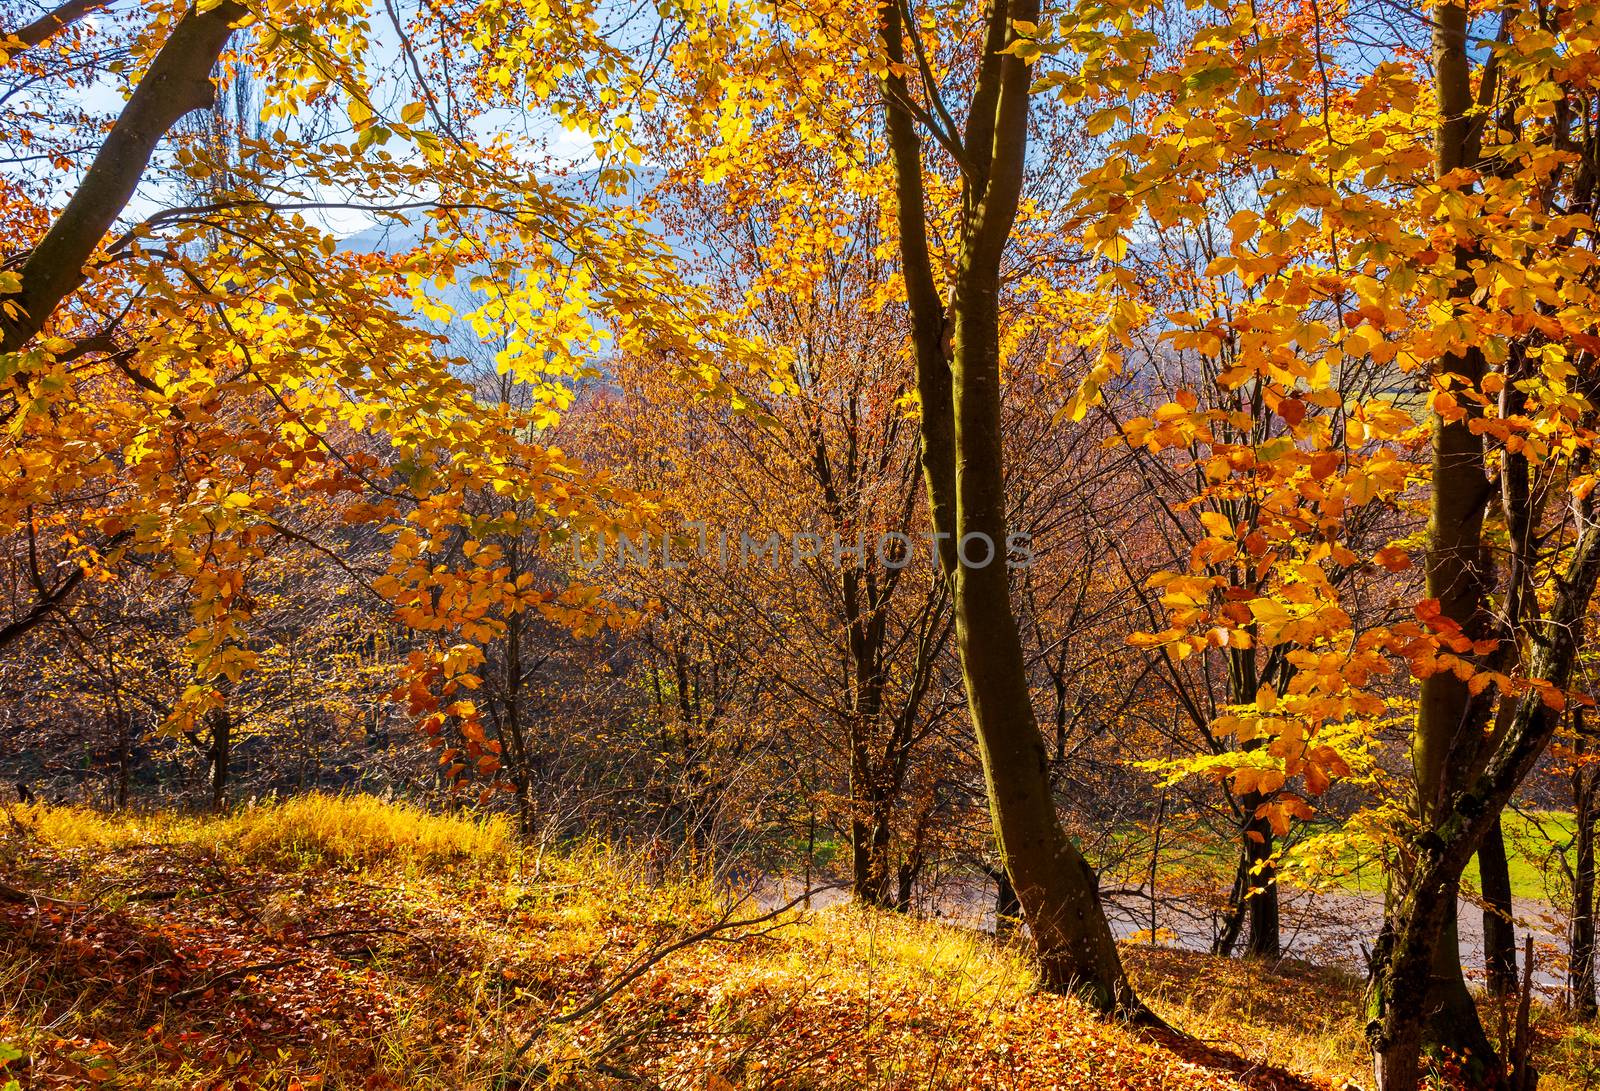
[[0, 795, 1591, 1090]]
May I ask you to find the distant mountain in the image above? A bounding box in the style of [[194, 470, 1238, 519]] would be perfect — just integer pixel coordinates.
[[336, 167, 689, 387], [339, 166, 674, 257]]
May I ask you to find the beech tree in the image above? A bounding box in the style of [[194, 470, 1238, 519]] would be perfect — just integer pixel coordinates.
[[0, 0, 768, 765], [1052, 0, 1600, 1083]]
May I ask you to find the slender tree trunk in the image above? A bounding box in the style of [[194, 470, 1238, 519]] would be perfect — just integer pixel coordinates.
[[1241, 805, 1280, 959], [1481, 814, 1520, 998], [1572, 800, 1597, 1020], [116, 746, 130, 810], [111, 707, 132, 811], [876, 0, 1143, 1019], [1228, 780, 1280, 953], [501, 606, 538, 842], [1213, 849, 1248, 956], [1572, 717, 1598, 1020], [1226, 652, 1281, 959], [895, 846, 921, 913], [207, 707, 231, 814], [803, 806, 816, 909], [949, 281, 1137, 1011]]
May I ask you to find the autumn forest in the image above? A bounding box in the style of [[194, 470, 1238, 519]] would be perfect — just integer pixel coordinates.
[[2, 0, 1599, 1087]]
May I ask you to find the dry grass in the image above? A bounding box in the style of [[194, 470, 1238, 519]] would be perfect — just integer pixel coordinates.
[[1, 797, 1596, 1090], [8, 792, 511, 870], [1129, 947, 1368, 1089], [221, 792, 512, 867]]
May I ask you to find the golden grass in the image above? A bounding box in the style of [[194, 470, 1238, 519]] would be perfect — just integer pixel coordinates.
[[5, 797, 1599, 1091], [9, 800, 182, 851], [221, 793, 511, 867], [774, 900, 1037, 1005], [1129, 946, 1369, 1089], [10, 792, 511, 869]]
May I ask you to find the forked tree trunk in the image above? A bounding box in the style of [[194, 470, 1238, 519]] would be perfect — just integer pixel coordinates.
[[1368, 5, 1503, 1087], [1369, 524, 1600, 1090], [876, 0, 1143, 1018]]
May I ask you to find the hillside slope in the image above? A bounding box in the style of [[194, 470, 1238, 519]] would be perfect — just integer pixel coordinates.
[[0, 797, 1593, 1090]]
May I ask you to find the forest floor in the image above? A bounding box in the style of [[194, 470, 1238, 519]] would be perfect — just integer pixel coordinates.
[[2, 795, 1597, 1091]]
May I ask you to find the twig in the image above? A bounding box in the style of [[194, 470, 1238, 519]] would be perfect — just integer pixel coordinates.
[[124, 889, 179, 903], [508, 883, 834, 1063], [0, 883, 87, 908], [300, 926, 411, 943], [169, 957, 301, 1004]]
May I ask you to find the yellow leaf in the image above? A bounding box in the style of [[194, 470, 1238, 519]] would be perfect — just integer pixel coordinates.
[[1254, 684, 1277, 713], [1226, 209, 1259, 248]]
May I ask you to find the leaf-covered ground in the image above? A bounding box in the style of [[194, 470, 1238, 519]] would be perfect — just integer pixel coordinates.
[[1, 796, 1596, 1090]]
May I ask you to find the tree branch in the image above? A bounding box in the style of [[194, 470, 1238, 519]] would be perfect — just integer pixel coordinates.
[[0, 531, 131, 653], [2, 0, 246, 356], [2, 0, 109, 53]]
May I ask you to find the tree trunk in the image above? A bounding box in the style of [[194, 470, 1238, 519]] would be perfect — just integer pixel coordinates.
[[1370, 872, 1502, 1091], [1223, 652, 1282, 960], [849, 798, 894, 908], [895, 847, 921, 913], [1572, 716, 1598, 1020], [207, 706, 231, 814], [1213, 848, 1248, 956], [949, 271, 1136, 1013], [876, 0, 1144, 1019], [1429, 894, 1500, 1071], [111, 706, 132, 811], [846, 701, 893, 907], [1481, 814, 1520, 998], [1368, 518, 1600, 1090], [1571, 805, 1597, 1020], [1370, 6, 1501, 1086], [1242, 806, 1280, 959], [3, 0, 110, 52], [803, 807, 816, 909], [991, 863, 1021, 940]]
